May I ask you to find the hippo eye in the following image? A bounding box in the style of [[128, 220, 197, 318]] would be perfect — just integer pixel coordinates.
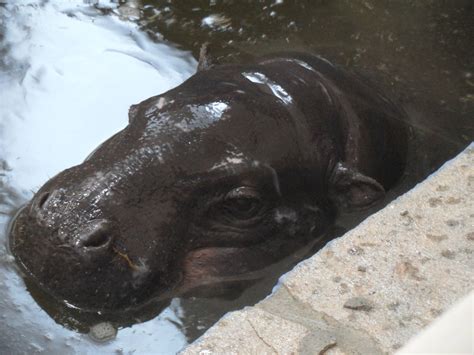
[[222, 187, 263, 219]]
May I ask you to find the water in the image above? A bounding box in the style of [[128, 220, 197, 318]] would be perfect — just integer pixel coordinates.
[[1, 0, 195, 190], [1, 0, 472, 353], [0, 1, 194, 353]]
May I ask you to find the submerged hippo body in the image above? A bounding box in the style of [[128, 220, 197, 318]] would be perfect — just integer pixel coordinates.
[[10, 53, 407, 311]]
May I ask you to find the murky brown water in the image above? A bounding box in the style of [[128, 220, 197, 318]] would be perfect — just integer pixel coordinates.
[[1, 0, 472, 353]]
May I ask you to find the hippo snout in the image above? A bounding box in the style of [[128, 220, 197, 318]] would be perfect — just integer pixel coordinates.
[[9, 157, 184, 311], [28, 189, 116, 252], [9, 202, 149, 310]]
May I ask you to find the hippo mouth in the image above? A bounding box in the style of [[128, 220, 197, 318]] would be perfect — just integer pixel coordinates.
[[8, 205, 179, 312]]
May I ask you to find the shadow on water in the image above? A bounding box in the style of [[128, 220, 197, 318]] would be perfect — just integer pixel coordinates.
[[0, 0, 472, 353]]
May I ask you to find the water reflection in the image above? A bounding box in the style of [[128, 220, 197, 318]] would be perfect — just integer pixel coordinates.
[[0, 0, 195, 353], [0, 0, 195, 191]]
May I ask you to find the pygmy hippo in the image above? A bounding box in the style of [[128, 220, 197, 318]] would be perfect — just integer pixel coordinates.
[[9, 51, 407, 311]]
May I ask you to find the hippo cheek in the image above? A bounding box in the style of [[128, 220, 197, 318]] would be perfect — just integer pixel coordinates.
[[178, 236, 312, 295], [178, 247, 273, 295]]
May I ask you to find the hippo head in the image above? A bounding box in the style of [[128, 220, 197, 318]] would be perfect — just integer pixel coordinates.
[[9, 64, 386, 312]]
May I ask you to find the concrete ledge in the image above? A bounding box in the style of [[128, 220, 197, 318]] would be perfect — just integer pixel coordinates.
[[183, 143, 474, 355]]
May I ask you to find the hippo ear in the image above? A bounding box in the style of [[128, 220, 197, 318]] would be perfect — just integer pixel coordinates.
[[128, 104, 139, 124], [329, 162, 385, 211]]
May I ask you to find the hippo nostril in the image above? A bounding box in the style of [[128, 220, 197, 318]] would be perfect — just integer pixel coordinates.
[[37, 192, 51, 209], [82, 230, 111, 248], [79, 220, 115, 249]]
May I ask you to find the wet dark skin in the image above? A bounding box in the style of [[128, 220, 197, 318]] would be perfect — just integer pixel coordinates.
[[9, 51, 407, 312]]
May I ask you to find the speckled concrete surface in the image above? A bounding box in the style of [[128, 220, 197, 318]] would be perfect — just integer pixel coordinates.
[[182, 143, 474, 355]]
